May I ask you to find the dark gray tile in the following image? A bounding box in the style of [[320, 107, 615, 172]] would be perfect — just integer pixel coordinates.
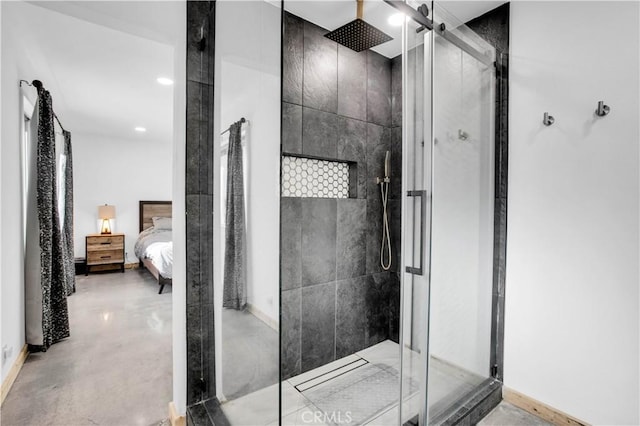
[[336, 199, 366, 280], [185, 119, 201, 195], [367, 50, 391, 126], [465, 382, 503, 425], [496, 61, 509, 200], [203, 398, 231, 426], [200, 303, 215, 400], [187, 2, 214, 85], [366, 123, 391, 200], [492, 198, 507, 297], [490, 294, 505, 381], [366, 272, 390, 346], [187, 303, 204, 405], [199, 85, 214, 196], [303, 21, 337, 113], [283, 12, 304, 105], [336, 276, 368, 358], [301, 198, 337, 286], [185, 80, 214, 196], [281, 288, 301, 380], [282, 102, 302, 155], [388, 199, 401, 274], [301, 282, 336, 372], [366, 198, 383, 275], [337, 117, 367, 198], [337, 45, 367, 120], [302, 107, 338, 159], [337, 116, 366, 162], [389, 126, 402, 199], [186, 81, 212, 195], [187, 402, 212, 426], [388, 272, 400, 343], [185, 195, 213, 307], [466, 4, 510, 53], [199, 195, 214, 306], [281, 197, 302, 291], [186, 195, 202, 306], [391, 55, 402, 127]]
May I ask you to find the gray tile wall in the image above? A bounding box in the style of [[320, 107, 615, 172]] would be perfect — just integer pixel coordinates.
[[280, 12, 402, 379], [186, 0, 216, 408]]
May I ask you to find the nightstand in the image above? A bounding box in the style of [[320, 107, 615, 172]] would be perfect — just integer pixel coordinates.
[[85, 233, 125, 275]]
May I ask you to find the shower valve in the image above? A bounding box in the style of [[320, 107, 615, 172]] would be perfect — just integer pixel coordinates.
[[376, 177, 390, 184]]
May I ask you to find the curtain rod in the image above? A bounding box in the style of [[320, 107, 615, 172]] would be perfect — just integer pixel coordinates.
[[220, 117, 246, 136], [19, 79, 68, 132]]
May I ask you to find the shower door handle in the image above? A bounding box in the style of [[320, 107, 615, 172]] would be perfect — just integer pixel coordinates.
[[406, 190, 426, 276]]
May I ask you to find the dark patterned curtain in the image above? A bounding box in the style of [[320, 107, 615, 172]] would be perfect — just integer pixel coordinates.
[[223, 121, 247, 310], [62, 131, 75, 295], [28, 89, 70, 351]]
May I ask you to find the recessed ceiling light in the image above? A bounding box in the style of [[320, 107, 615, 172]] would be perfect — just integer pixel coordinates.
[[388, 13, 406, 27], [157, 77, 174, 86], [135, 127, 147, 133]]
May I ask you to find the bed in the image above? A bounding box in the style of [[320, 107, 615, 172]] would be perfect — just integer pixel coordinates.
[[135, 200, 172, 294]]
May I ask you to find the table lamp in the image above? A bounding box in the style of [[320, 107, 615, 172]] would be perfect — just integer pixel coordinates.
[[98, 204, 116, 235]]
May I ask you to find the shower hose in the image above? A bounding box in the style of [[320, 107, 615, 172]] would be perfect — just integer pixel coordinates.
[[380, 181, 392, 271]]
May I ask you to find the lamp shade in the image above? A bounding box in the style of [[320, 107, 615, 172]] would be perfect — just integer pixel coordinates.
[[98, 204, 116, 219]]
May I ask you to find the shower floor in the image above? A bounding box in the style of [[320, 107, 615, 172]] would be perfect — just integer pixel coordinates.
[[220, 340, 486, 425]]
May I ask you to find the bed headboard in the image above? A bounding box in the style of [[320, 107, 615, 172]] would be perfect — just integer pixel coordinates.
[[139, 200, 172, 232]]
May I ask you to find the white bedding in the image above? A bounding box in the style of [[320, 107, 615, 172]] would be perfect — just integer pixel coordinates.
[[134, 227, 173, 279]]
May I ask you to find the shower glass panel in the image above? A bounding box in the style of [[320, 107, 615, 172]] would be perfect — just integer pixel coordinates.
[[278, 0, 497, 424], [213, 1, 281, 423], [400, 1, 496, 424], [280, 1, 405, 424]]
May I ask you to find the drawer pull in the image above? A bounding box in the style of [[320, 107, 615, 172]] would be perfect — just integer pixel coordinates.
[[100, 256, 111, 259], [100, 242, 110, 245]]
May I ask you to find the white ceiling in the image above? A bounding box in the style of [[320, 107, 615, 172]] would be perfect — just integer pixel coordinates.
[[284, 0, 507, 58], [18, 1, 181, 144], [16, 0, 504, 145]]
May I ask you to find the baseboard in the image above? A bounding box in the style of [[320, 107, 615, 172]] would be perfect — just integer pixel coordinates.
[[503, 387, 588, 426], [1, 344, 28, 405], [169, 401, 186, 426], [246, 303, 278, 331]]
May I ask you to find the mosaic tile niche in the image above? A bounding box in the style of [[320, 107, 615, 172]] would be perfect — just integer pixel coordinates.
[[281, 156, 350, 198]]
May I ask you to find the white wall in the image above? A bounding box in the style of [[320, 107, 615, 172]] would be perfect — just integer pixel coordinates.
[[506, 2, 639, 424], [1, 1, 41, 382], [73, 132, 172, 260], [0, 6, 186, 418]]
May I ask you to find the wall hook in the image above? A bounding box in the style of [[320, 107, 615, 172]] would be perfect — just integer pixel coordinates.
[[543, 112, 554, 126], [595, 101, 610, 117]]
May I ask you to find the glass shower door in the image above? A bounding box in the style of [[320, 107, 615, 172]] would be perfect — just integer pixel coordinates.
[[400, 2, 496, 424]]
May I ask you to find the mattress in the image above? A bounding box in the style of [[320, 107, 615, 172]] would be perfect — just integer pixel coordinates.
[[134, 227, 173, 279]]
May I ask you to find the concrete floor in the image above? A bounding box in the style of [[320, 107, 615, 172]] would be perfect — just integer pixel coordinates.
[[1, 269, 172, 426], [221, 308, 278, 401], [479, 401, 553, 426]]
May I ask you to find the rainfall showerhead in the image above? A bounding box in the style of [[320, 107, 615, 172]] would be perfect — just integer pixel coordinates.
[[324, 0, 393, 52]]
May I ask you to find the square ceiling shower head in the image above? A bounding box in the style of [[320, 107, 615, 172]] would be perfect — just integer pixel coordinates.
[[324, 19, 393, 52]]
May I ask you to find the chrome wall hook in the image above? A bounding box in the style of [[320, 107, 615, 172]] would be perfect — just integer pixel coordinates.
[[543, 112, 555, 126], [595, 101, 610, 117]]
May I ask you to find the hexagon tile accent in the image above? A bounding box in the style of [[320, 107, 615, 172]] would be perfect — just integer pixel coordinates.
[[281, 156, 349, 198]]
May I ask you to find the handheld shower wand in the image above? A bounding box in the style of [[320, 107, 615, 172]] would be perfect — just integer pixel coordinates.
[[378, 151, 392, 271], [384, 151, 390, 179]]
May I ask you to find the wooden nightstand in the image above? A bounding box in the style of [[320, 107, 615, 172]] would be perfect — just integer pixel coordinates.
[[85, 233, 125, 275]]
